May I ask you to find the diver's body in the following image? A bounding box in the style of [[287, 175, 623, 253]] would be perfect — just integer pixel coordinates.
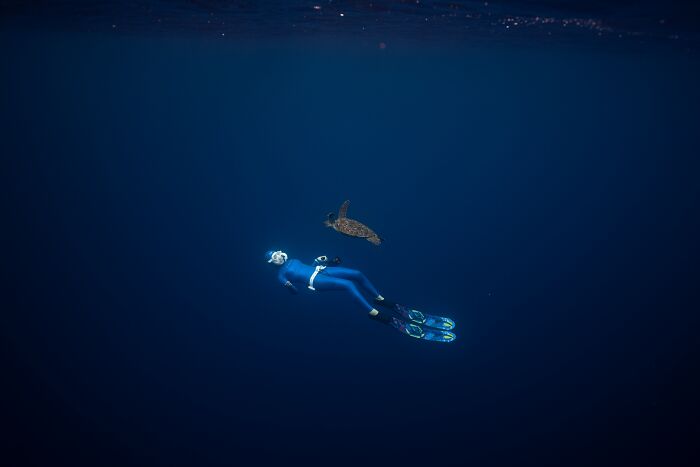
[[265, 250, 456, 341], [278, 260, 383, 312], [273, 252, 387, 320]]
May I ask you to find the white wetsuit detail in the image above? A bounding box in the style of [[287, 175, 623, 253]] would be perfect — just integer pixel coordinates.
[[307, 265, 326, 291]]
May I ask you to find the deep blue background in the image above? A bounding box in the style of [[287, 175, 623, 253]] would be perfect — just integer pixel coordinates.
[[2, 23, 700, 467]]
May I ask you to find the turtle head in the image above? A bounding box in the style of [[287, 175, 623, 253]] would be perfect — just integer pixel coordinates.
[[324, 212, 336, 228]]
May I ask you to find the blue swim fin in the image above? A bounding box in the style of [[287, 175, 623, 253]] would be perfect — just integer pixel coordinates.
[[375, 299, 456, 331], [390, 318, 456, 343]]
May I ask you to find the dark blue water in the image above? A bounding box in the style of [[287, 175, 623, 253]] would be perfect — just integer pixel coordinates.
[[2, 2, 700, 466]]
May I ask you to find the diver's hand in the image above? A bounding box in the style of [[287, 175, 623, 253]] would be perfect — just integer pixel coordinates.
[[285, 281, 298, 294], [314, 255, 341, 266]]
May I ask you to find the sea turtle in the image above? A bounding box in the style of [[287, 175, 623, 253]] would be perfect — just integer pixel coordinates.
[[324, 200, 382, 245]]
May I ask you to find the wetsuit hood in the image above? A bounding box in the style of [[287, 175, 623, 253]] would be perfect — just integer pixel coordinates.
[[265, 250, 288, 265]]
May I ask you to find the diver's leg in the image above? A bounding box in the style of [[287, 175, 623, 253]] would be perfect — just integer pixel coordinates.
[[312, 275, 397, 324], [322, 267, 381, 299], [323, 270, 409, 317], [312, 276, 376, 312]]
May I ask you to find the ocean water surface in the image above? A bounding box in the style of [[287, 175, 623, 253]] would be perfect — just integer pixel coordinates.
[[2, 2, 699, 466]]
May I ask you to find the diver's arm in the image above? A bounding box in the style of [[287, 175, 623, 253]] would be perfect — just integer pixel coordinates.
[[278, 269, 298, 294]]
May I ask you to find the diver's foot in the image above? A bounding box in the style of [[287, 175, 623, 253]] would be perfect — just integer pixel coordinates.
[[393, 304, 425, 324], [406, 308, 426, 324], [403, 323, 426, 339], [375, 300, 425, 323]]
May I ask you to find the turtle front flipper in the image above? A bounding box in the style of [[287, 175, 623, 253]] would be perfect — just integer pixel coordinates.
[[338, 200, 350, 219]]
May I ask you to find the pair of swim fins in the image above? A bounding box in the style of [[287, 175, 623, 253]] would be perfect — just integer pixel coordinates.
[[375, 299, 457, 343]]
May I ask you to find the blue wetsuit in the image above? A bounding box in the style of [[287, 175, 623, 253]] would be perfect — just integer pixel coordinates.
[[277, 258, 381, 312], [267, 251, 457, 342]]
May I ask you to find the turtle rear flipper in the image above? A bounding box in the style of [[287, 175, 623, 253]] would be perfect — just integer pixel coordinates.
[[367, 235, 382, 245]]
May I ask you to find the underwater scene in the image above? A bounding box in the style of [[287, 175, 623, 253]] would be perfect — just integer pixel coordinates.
[[2, 1, 699, 466]]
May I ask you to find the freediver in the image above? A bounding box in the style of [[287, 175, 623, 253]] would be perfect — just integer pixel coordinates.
[[264, 250, 456, 342]]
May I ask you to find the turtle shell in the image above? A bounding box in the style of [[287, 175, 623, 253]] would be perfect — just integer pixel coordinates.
[[334, 218, 376, 238]]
